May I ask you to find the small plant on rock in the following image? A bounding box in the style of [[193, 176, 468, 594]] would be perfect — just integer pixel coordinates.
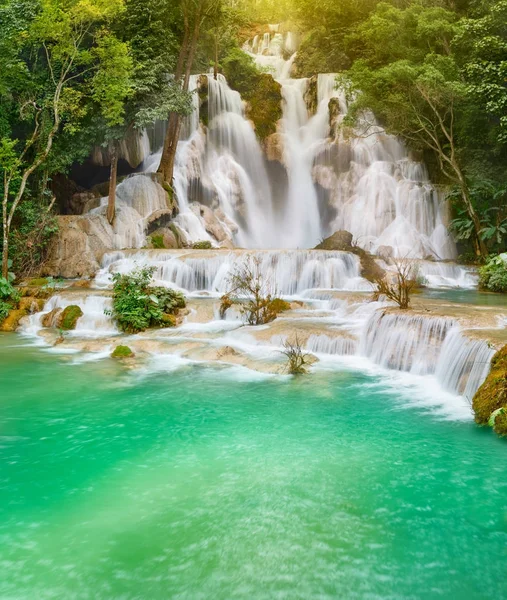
[[282, 334, 310, 375]]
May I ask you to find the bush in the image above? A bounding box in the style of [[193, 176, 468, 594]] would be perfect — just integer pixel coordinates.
[[0, 274, 20, 325], [372, 258, 419, 309], [106, 266, 186, 333], [282, 335, 310, 375], [479, 254, 507, 293], [222, 257, 290, 325]]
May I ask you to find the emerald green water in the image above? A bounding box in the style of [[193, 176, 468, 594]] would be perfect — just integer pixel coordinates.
[[1, 336, 506, 599]]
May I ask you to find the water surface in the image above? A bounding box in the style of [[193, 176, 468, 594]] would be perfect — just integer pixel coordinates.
[[1, 335, 506, 599]]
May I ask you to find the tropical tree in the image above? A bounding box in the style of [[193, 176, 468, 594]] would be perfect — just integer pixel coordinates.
[[343, 3, 490, 256], [0, 0, 132, 278]]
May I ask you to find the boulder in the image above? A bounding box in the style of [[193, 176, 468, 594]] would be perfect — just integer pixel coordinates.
[[315, 230, 354, 251], [59, 305, 83, 330], [150, 228, 179, 249], [111, 345, 134, 358], [69, 191, 100, 215], [41, 308, 63, 328], [42, 214, 114, 278]]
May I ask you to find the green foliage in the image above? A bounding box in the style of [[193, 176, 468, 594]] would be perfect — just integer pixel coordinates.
[[479, 254, 507, 293], [0, 272, 20, 325], [192, 240, 213, 249], [107, 266, 185, 333], [222, 48, 282, 140], [151, 234, 165, 249]]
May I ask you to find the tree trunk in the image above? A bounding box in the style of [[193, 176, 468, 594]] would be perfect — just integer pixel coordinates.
[[2, 188, 9, 279], [214, 35, 219, 80], [453, 166, 488, 257], [1, 231, 8, 280], [107, 143, 118, 226], [158, 9, 202, 184]]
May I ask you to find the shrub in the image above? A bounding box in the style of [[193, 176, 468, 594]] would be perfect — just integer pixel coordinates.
[[192, 240, 213, 249], [282, 335, 310, 375], [222, 257, 290, 325], [479, 254, 507, 293], [106, 266, 186, 333], [0, 273, 20, 325], [372, 258, 419, 309]]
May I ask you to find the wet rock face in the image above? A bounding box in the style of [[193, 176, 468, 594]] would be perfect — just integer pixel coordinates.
[[42, 215, 111, 279]]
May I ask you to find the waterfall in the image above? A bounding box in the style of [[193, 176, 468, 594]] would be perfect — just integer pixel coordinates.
[[359, 310, 493, 399], [97, 249, 367, 296], [306, 334, 358, 356]]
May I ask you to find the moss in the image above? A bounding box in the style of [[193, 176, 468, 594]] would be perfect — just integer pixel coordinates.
[[151, 234, 165, 249], [59, 305, 83, 330], [198, 75, 209, 127], [222, 48, 282, 140], [28, 277, 50, 287], [192, 240, 213, 249], [267, 298, 291, 313], [244, 73, 283, 140], [18, 297, 45, 313], [111, 345, 134, 358], [472, 345, 507, 426], [494, 410, 507, 437]]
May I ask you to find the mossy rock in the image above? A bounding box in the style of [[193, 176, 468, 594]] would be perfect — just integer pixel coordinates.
[[494, 410, 507, 437], [192, 240, 213, 249], [18, 297, 45, 314], [161, 313, 177, 327], [0, 309, 28, 332], [268, 298, 291, 313], [59, 305, 83, 330], [472, 344, 507, 427], [111, 345, 134, 358], [151, 234, 165, 249], [28, 277, 50, 287], [222, 49, 282, 140]]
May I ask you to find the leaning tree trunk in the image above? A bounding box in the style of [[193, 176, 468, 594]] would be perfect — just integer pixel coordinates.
[[453, 165, 488, 257], [107, 143, 118, 226], [158, 11, 201, 184]]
